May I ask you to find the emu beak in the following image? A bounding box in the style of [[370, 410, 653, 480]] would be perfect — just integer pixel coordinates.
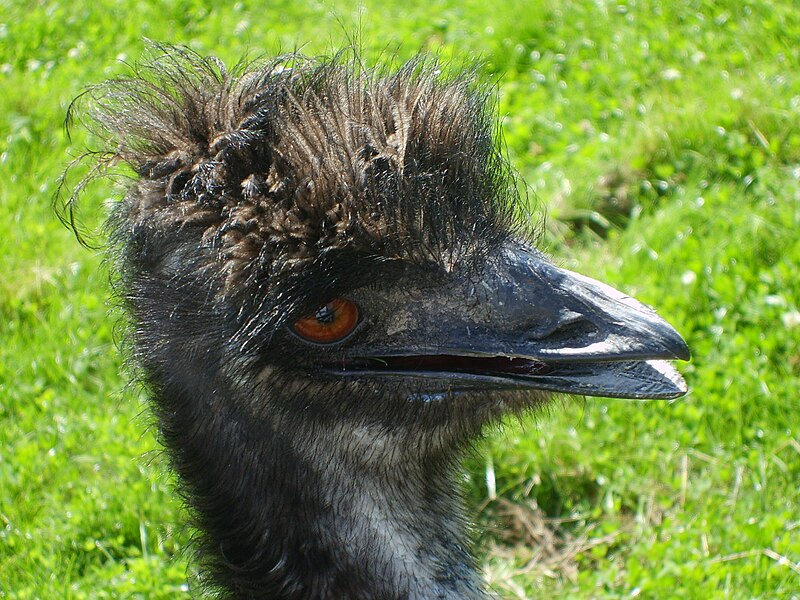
[[471, 243, 690, 399], [336, 243, 690, 400]]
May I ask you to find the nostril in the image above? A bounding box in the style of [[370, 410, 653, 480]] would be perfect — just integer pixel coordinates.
[[524, 311, 598, 342]]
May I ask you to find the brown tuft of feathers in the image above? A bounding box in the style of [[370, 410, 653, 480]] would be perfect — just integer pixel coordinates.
[[66, 44, 528, 300]]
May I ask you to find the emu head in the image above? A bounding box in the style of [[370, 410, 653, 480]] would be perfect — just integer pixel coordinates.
[[70, 46, 688, 596]]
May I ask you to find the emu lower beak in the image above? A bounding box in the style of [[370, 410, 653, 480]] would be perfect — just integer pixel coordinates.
[[338, 244, 690, 400]]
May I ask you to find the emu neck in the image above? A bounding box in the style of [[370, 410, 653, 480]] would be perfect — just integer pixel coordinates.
[[163, 374, 488, 598], [293, 420, 487, 600]]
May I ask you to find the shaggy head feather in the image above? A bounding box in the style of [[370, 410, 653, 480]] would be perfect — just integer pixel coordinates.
[[73, 45, 523, 308]]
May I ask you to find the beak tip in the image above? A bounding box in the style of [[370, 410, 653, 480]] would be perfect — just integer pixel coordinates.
[[664, 327, 691, 362], [672, 337, 691, 362]]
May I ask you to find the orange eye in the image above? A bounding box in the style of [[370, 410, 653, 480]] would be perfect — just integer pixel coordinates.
[[291, 297, 360, 344]]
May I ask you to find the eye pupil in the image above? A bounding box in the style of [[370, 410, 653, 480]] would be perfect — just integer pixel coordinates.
[[315, 305, 336, 324]]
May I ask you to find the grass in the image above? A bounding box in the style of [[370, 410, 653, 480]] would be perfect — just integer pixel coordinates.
[[2, 0, 799, 597]]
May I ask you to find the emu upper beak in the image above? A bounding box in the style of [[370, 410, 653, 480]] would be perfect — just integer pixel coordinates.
[[336, 243, 690, 400]]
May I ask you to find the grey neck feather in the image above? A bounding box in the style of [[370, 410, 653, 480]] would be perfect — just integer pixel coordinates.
[[289, 419, 488, 599]]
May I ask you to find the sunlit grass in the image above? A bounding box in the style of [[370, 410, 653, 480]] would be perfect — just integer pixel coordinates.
[[2, 0, 799, 597]]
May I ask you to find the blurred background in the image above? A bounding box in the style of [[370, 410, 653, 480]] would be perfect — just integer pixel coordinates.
[[1, 0, 798, 597]]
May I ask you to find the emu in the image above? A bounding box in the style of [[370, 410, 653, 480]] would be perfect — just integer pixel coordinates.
[[68, 46, 688, 599]]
